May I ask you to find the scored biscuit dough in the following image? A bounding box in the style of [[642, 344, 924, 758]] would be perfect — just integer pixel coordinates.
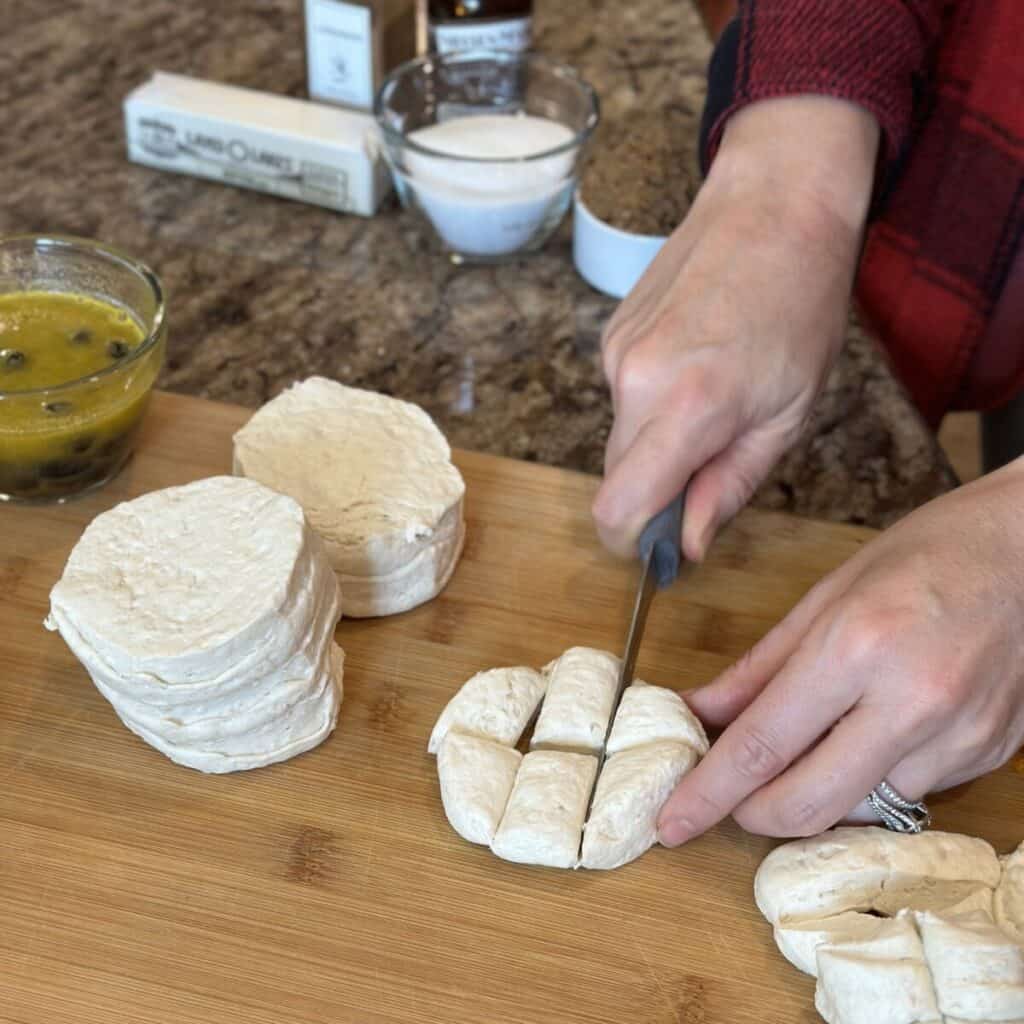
[[605, 681, 709, 756], [530, 647, 619, 754], [580, 740, 700, 870], [490, 750, 598, 869], [776, 886, 996, 977], [437, 731, 523, 846], [996, 843, 1024, 944], [427, 666, 547, 755], [814, 913, 941, 1024], [430, 648, 707, 870], [233, 377, 466, 618], [916, 910, 1024, 1022], [755, 828, 1001, 928]]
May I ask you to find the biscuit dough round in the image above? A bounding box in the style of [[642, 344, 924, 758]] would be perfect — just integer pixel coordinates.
[[233, 377, 466, 618]]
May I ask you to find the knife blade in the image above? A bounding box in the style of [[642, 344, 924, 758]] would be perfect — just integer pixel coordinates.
[[603, 489, 687, 754], [582, 491, 686, 831]]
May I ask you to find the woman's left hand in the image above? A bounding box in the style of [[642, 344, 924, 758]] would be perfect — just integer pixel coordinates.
[[657, 458, 1024, 846]]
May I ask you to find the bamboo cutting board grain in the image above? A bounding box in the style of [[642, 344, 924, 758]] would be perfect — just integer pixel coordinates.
[[1, 391, 1021, 1024]]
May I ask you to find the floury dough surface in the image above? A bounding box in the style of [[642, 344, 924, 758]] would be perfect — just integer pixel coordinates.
[[430, 648, 707, 870], [756, 829, 1024, 1024], [233, 377, 466, 618], [437, 731, 523, 847], [605, 680, 709, 756], [490, 750, 598, 870], [530, 646, 619, 754], [428, 666, 547, 755], [46, 476, 344, 773], [580, 740, 700, 871]]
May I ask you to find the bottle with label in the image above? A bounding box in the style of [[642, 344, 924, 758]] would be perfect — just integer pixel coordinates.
[[426, 0, 533, 55], [305, 0, 417, 111]]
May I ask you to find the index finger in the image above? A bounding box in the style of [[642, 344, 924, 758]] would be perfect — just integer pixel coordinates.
[[656, 643, 859, 846]]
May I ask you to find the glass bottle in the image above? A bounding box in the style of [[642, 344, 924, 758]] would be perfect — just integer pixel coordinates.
[[426, 0, 533, 55]]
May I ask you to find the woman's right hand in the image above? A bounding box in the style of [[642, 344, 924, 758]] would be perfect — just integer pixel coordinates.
[[593, 96, 880, 562]]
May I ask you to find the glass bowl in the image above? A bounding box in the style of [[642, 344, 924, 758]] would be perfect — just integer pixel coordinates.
[[374, 49, 599, 263], [0, 235, 167, 503]]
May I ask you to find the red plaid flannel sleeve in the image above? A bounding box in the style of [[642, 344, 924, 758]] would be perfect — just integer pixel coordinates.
[[701, 0, 951, 176]]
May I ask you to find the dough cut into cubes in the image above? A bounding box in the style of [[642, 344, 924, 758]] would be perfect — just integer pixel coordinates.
[[428, 666, 547, 755], [916, 910, 1024, 1022], [490, 750, 598, 869], [605, 680, 709, 756], [530, 646, 619, 754], [580, 740, 699, 870], [754, 827, 1001, 927], [437, 731, 522, 846], [430, 647, 708, 870], [996, 842, 1024, 944], [814, 913, 941, 1024]]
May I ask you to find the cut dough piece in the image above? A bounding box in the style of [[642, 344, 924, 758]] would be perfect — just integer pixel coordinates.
[[776, 886, 996, 977], [530, 647, 619, 754], [427, 666, 547, 755], [776, 912, 897, 978], [579, 740, 699, 870], [491, 750, 598, 869], [233, 377, 466, 618], [814, 914, 941, 1024], [996, 843, 1024, 944], [755, 827, 1001, 926], [917, 911, 1024, 1022], [437, 731, 522, 846], [605, 680, 709, 756]]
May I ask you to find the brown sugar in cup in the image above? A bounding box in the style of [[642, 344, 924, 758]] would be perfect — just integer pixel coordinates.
[[573, 105, 702, 298], [578, 105, 700, 237]]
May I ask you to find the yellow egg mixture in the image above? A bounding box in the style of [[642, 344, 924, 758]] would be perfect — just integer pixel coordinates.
[[0, 291, 161, 500]]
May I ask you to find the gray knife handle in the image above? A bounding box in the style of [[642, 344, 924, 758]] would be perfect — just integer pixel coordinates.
[[639, 488, 686, 590]]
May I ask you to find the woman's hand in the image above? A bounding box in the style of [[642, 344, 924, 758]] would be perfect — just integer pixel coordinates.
[[657, 459, 1024, 845], [593, 95, 879, 561]]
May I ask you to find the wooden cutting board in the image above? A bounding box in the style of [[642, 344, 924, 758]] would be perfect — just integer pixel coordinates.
[[2, 391, 1021, 1024]]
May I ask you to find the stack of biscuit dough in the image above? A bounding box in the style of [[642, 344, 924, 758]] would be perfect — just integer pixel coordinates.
[[755, 828, 1024, 1024], [46, 476, 344, 773], [429, 646, 709, 871], [233, 377, 466, 618]]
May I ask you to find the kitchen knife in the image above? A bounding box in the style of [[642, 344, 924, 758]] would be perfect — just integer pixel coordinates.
[[605, 489, 686, 749]]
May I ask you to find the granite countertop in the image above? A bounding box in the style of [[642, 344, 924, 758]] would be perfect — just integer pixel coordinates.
[[3, 0, 956, 527]]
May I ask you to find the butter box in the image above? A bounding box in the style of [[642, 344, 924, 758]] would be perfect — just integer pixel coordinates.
[[123, 72, 391, 216]]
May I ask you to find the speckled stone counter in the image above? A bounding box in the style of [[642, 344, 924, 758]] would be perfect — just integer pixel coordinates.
[[2, 0, 956, 527]]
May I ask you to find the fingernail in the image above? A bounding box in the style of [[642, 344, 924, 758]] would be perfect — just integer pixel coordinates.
[[658, 816, 696, 847]]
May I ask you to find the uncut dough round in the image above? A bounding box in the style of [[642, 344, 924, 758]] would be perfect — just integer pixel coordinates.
[[48, 475, 324, 683], [233, 377, 466, 618], [46, 476, 344, 773]]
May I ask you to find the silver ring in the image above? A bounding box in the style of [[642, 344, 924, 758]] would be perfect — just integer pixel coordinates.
[[868, 779, 931, 833]]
